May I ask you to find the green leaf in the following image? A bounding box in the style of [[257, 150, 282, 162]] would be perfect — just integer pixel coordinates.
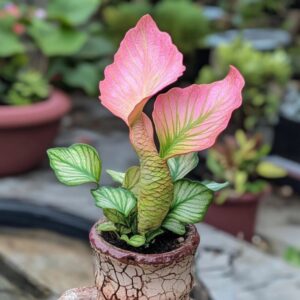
[[118, 225, 132, 235], [235, 171, 248, 195], [168, 179, 213, 224], [145, 228, 164, 244], [167, 153, 199, 181], [75, 35, 115, 59], [256, 161, 287, 178], [201, 180, 229, 192], [0, 29, 24, 57], [64, 63, 99, 95], [92, 187, 136, 217], [120, 234, 146, 247], [48, 0, 101, 26], [123, 166, 140, 196], [47, 144, 101, 186], [162, 217, 186, 235], [97, 221, 117, 232], [29, 20, 87, 56], [103, 208, 126, 225], [106, 170, 125, 184]]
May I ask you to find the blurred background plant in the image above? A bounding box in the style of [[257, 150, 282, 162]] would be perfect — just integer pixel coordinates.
[[153, 0, 210, 54], [206, 0, 291, 28], [4, 69, 49, 105], [197, 39, 292, 131], [206, 130, 286, 204], [0, 0, 107, 99]]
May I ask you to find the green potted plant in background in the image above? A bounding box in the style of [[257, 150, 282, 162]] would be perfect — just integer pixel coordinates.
[[0, 3, 71, 176], [153, 0, 211, 81], [197, 39, 291, 133], [205, 130, 287, 241], [47, 15, 245, 299], [102, 0, 211, 83]]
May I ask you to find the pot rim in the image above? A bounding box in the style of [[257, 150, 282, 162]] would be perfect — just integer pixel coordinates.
[[0, 89, 71, 128], [89, 221, 200, 265]]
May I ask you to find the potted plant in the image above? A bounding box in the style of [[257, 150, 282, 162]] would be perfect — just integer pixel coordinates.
[[0, 3, 73, 176], [205, 130, 287, 241], [47, 15, 245, 299], [197, 39, 291, 132]]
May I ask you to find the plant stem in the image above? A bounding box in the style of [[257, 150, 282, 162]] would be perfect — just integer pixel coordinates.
[[130, 114, 174, 234]]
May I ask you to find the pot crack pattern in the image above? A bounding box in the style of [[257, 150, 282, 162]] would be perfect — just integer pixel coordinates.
[[93, 251, 194, 300]]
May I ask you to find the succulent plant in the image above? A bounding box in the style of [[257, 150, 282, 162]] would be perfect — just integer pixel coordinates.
[[207, 130, 287, 203]]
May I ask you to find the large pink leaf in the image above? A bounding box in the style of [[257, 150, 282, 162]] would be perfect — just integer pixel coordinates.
[[99, 14, 185, 125], [153, 66, 245, 159]]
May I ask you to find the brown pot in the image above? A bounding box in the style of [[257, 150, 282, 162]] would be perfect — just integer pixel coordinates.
[[60, 222, 200, 300], [204, 190, 268, 241], [0, 90, 71, 176]]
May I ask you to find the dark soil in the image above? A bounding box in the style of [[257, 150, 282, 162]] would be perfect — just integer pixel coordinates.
[[101, 230, 187, 254]]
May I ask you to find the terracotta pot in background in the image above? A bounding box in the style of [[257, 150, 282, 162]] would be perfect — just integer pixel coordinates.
[[204, 191, 268, 241], [0, 90, 71, 177], [60, 222, 200, 300]]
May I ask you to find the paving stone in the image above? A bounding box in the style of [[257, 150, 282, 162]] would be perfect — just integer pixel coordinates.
[[256, 193, 300, 254], [196, 223, 300, 300], [0, 228, 94, 296]]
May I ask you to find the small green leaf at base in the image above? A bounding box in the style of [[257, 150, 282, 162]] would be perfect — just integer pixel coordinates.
[[162, 217, 186, 235], [201, 180, 229, 192], [145, 228, 164, 244], [47, 143, 101, 186], [123, 166, 140, 196], [106, 169, 125, 184], [97, 221, 117, 232], [168, 153, 199, 181], [103, 208, 127, 225], [121, 234, 146, 247], [92, 187, 136, 217]]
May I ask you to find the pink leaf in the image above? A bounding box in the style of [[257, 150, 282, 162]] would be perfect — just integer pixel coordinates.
[[153, 66, 245, 159], [99, 14, 185, 125]]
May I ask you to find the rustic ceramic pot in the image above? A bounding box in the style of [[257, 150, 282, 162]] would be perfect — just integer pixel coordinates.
[[0, 90, 71, 176], [89, 222, 200, 300]]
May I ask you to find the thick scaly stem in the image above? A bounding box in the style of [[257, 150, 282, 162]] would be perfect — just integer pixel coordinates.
[[130, 114, 173, 234]]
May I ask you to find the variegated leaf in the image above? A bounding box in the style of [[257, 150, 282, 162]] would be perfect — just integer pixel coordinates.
[[47, 144, 101, 186], [106, 169, 125, 184], [92, 187, 136, 217], [123, 166, 140, 196], [162, 217, 186, 235], [168, 179, 213, 224], [120, 234, 146, 247], [167, 153, 199, 181], [97, 221, 117, 232], [153, 66, 245, 159], [200, 180, 229, 192]]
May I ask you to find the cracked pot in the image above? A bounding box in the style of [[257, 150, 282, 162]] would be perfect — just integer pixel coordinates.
[[89, 221, 200, 300]]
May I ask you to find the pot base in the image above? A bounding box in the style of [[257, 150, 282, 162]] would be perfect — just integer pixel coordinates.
[[59, 286, 200, 300]]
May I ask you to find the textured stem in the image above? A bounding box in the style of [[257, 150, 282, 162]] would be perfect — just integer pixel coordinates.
[[130, 113, 173, 234]]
